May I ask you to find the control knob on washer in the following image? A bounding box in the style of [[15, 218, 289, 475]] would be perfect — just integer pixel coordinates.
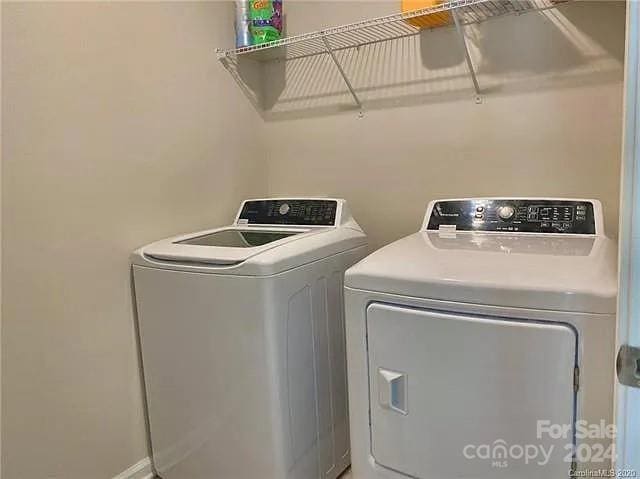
[[498, 205, 516, 220]]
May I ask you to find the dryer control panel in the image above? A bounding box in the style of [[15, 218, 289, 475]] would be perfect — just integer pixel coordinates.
[[426, 199, 597, 234], [237, 199, 338, 226]]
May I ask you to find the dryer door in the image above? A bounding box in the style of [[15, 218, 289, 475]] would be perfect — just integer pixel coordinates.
[[367, 303, 577, 479]]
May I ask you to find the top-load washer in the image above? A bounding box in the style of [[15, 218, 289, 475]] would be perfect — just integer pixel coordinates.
[[344, 198, 617, 479], [132, 198, 368, 479]]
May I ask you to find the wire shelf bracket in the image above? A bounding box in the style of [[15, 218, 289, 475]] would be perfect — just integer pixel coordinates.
[[321, 35, 364, 117], [452, 9, 483, 103]]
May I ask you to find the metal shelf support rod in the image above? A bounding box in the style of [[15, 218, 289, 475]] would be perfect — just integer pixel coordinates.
[[452, 10, 481, 96], [321, 34, 363, 112]]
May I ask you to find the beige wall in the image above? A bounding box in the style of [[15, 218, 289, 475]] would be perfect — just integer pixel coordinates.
[[262, 1, 625, 249], [1, 2, 264, 478]]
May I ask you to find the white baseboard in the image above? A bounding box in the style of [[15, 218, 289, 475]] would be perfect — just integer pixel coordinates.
[[113, 457, 154, 479]]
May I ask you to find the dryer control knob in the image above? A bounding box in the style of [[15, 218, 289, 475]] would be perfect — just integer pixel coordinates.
[[498, 205, 515, 220], [279, 203, 290, 215]]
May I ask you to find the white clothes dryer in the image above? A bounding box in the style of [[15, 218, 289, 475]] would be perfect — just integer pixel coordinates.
[[344, 198, 617, 479]]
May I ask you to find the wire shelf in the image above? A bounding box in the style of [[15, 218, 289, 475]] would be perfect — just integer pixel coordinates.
[[218, 0, 569, 62], [217, 0, 572, 113]]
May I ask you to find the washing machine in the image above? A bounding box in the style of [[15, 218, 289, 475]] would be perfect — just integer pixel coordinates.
[[344, 198, 617, 479], [132, 198, 368, 479]]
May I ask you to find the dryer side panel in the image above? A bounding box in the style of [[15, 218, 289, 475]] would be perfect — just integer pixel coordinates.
[[367, 302, 577, 479]]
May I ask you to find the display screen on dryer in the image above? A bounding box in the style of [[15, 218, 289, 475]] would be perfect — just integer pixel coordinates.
[[426, 199, 596, 234]]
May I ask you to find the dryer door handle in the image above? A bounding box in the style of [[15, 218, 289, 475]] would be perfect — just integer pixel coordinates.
[[617, 345, 640, 388], [378, 368, 408, 415]]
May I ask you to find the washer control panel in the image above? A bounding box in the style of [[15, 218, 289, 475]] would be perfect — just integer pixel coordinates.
[[238, 199, 338, 226], [426, 199, 596, 234]]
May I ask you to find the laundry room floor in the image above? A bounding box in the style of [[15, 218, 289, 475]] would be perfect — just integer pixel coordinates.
[[150, 467, 352, 478]]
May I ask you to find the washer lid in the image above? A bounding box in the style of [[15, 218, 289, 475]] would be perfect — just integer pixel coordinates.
[[345, 231, 618, 314], [131, 198, 367, 274], [174, 229, 300, 249], [137, 226, 318, 266], [133, 225, 367, 275]]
